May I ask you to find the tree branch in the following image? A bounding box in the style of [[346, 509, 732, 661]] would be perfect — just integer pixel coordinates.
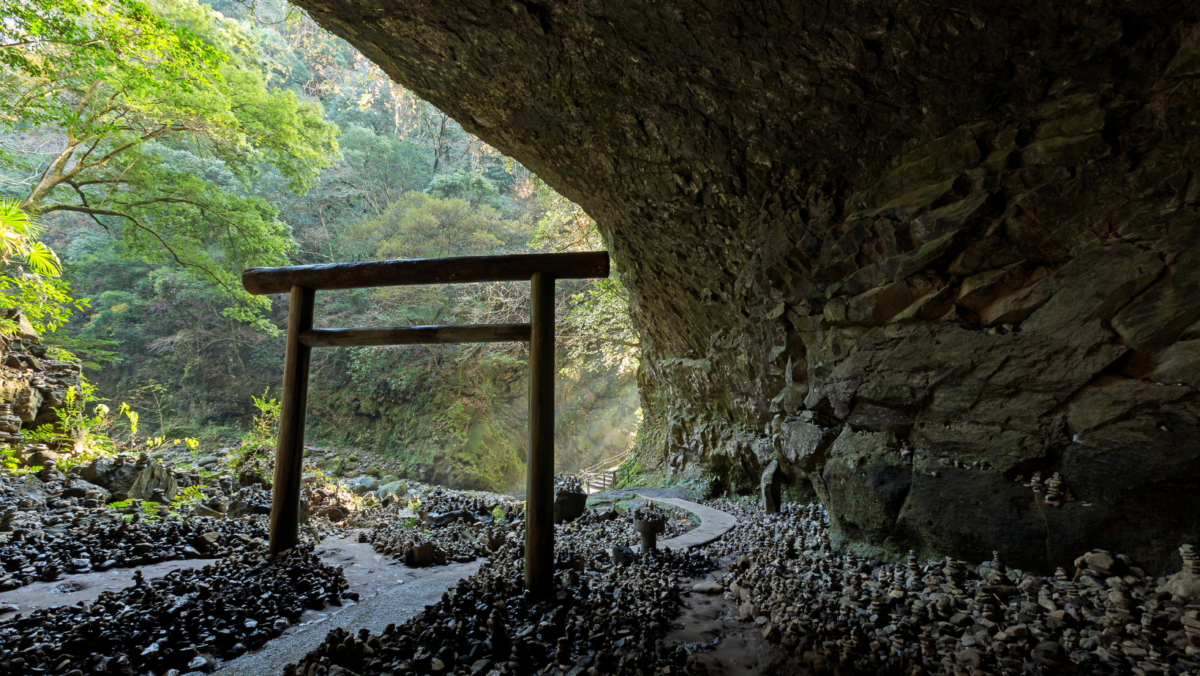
[[39, 204, 236, 295]]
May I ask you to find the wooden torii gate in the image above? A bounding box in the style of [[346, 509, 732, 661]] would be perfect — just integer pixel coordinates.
[[241, 251, 610, 599]]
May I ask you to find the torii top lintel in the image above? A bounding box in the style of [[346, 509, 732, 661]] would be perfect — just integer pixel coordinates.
[[242, 251, 610, 295]]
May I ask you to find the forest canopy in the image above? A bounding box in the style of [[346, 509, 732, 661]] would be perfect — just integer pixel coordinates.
[[2, 0, 338, 327]]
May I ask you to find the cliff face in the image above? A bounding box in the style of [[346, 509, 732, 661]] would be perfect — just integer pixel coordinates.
[[291, 0, 1200, 571]]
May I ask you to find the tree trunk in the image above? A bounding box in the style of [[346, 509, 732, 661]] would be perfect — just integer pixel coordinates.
[[20, 138, 82, 216], [291, 0, 1200, 572]]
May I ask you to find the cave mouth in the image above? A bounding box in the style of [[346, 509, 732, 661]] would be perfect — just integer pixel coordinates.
[[289, 0, 1200, 574]]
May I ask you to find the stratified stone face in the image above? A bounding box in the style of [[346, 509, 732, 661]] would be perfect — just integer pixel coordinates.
[[292, 0, 1200, 571]]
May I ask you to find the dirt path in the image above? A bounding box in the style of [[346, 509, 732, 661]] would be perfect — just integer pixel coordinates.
[[586, 485, 701, 502], [667, 573, 787, 675]]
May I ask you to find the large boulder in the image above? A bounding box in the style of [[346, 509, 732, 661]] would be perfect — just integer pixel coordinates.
[[350, 476, 378, 495], [12, 386, 41, 423], [62, 479, 111, 503], [378, 480, 407, 497], [24, 448, 60, 468], [126, 464, 178, 502], [553, 491, 587, 524], [84, 458, 177, 502]]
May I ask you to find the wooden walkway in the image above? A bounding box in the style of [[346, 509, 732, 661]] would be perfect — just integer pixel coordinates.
[[636, 494, 738, 550]]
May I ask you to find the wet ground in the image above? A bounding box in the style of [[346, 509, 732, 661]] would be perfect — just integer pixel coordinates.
[[668, 574, 774, 676]]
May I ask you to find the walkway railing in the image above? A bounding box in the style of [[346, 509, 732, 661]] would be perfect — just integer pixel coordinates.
[[583, 470, 616, 494]]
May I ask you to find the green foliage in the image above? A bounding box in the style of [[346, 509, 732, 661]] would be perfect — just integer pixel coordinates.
[[1, 448, 24, 472], [24, 377, 117, 452], [3, 0, 338, 325], [42, 338, 120, 371], [174, 485, 204, 504], [242, 390, 280, 449], [0, 198, 86, 333], [357, 192, 515, 261], [428, 170, 500, 207], [140, 501, 162, 521], [338, 125, 433, 214], [0, 0, 225, 132], [560, 276, 640, 378], [118, 403, 139, 439], [0, 199, 60, 275]]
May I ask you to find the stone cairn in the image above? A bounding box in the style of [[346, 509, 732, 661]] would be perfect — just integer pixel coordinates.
[[632, 505, 667, 554], [286, 530, 712, 676], [702, 499, 1200, 675], [0, 404, 21, 445]]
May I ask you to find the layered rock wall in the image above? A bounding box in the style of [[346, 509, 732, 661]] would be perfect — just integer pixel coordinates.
[[292, 0, 1200, 571], [0, 312, 82, 444]]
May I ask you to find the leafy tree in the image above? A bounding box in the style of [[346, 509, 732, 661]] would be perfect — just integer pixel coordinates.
[[337, 125, 432, 216], [0, 0, 338, 326], [428, 169, 500, 208], [0, 0, 221, 131], [358, 192, 515, 262], [560, 277, 640, 378]]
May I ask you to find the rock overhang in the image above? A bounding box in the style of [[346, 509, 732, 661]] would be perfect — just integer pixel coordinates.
[[290, 0, 1200, 572]]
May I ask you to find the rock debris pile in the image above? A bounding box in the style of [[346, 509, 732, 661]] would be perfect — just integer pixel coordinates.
[[0, 458, 269, 590], [359, 488, 521, 568], [286, 544, 713, 676], [0, 325, 83, 441], [699, 500, 1200, 675], [0, 545, 348, 675]]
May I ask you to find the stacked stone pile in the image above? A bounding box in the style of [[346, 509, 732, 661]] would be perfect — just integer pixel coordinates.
[[0, 545, 348, 675], [554, 473, 587, 523], [1, 455, 271, 589], [0, 514, 267, 590], [554, 474, 583, 495], [0, 318, 82, 444]]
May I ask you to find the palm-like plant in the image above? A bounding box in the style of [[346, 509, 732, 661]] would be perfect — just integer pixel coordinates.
[[0, 199, 61, 276]]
